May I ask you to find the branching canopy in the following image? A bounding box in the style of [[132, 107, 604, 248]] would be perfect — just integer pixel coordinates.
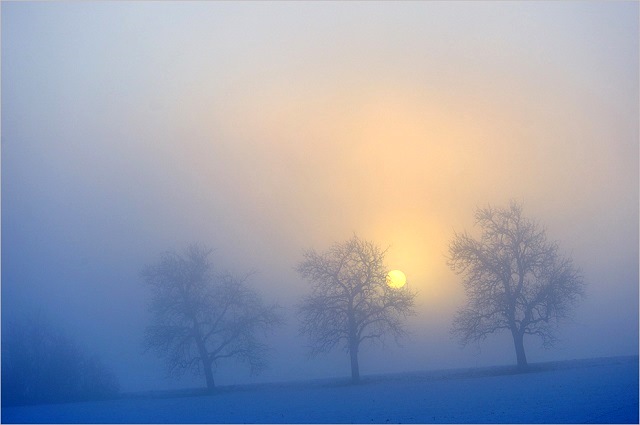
[[142, 244, 282, 384], [296, 235, 416, 357], [449, 202, 585, 348]]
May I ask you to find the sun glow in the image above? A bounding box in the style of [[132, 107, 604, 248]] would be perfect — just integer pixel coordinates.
[[386, 270, 407, 289]]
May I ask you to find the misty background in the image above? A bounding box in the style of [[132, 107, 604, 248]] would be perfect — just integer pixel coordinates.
[[2, 1, 638, 393]]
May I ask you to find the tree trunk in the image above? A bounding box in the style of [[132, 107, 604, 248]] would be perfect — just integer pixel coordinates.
[[202, 358, 215, 391], [511, 330, 528, 370], [349, 340, 360, 383], [193, 322, 215, 390], [347, 308, 360, 384]]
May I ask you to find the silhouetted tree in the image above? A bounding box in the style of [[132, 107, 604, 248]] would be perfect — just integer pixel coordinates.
[[448, 201, 585, 370], [296, 235, 416, 383], [142, 244, 282, 390], [1, 314, 119, 406]]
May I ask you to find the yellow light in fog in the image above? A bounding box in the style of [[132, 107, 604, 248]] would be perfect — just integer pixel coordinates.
[[386, 270, 406, 289]]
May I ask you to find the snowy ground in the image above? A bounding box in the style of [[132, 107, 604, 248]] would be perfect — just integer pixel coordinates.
[[3, 355, 638, 423]]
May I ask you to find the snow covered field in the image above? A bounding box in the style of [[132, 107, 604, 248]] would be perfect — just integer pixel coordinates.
[[3, 356, 637, 423]]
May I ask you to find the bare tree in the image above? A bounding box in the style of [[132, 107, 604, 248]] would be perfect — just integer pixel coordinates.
[[1, 314, 119, 406], [448, 201, 585, 370], [296, 235, 416, 383], [142, 244, 282, 390]]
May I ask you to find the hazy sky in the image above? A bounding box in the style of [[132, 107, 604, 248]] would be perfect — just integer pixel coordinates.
[[3, 1, 638, 392]]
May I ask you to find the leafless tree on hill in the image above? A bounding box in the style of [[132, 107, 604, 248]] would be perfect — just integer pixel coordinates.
[[142, 244, 283, 390], [448, 201, 585, 369], [297, 235, 416, 383]]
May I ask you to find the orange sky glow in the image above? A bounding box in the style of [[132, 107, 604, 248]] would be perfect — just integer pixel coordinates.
[[3, 1, 637, 391]]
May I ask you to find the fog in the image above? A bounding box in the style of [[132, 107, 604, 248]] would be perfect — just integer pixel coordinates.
[[2, 1, 638, 394]]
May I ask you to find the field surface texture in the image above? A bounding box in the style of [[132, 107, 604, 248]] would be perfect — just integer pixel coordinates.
[[3, 356, 638, 424]]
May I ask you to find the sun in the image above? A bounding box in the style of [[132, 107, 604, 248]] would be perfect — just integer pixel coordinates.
[[386, 270, 406, 289]]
